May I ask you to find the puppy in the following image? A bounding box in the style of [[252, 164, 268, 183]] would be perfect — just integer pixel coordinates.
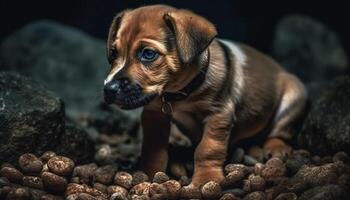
[[104, 5, 307, 187]]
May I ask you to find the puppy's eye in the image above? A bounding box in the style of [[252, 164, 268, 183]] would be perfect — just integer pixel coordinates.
[[108, 48, 117, 64], [139, 48, 159, 63]]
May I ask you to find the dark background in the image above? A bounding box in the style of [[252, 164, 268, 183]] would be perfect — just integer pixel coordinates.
[[0, 0, 349, 56]]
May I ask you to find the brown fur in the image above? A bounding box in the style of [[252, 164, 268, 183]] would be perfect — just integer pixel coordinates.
[[105, 5, 307, 187]]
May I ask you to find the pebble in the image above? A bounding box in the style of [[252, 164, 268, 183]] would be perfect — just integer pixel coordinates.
[[225, 164, 247, 174], [47, 156, 75, 176], [129, 182, 151, 196], [219, 193, 238, 200], [223, 188, 246, 197], [23, 176, 44, 189], [248, 146, 264, 162], [1, 166, 24, 184], [107, 185, 128, 196], [274, 192, 297, 200], [179, 176, 191, 186], [333, 151, 349, 163], [114, 171, 133, 189], [40, 151, 57, 163], [6, 187, 31, 200], [93, 165, 117, 185], [110, 192, 128, 200], [261, 158, 286, 182], [152, 172, 169, 184], [243, 191, 266, 200], [201, 181, 222, 199], [248, 175, 265, 191], [41, 171, 68, 192], [180, 185, 201, 199], [243, 155, 258, 166], [29, 188, 46, 199], [93, 183, 107, 193], [73, 163, 98, 184], [162, 180, 181, 199], [0, 177, 10, 187], [254, 163, 265, 176], [223, 168, 246, 187], [41, 194, 65, 200], [18, 153, 43, 175], [132, 171, 149, 186], [149, 182, 168, 199]]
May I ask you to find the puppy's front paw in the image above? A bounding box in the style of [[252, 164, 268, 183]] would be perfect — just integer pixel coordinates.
[[263, 138, 292, 159], [191, 168, 225, 187]]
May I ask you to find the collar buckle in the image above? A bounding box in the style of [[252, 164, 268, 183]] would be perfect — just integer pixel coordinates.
[[161, 95, 173, 115]]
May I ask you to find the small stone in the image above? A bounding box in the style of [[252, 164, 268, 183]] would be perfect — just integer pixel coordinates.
[[248, 175, 265, 191], [110, 192, 128, 200], [152, 172, 169, 184], [333, 151, 349, 163], [19, 153, 43, 175], [66, 194, 79, 200], [220, 193, 238, 200], [225, 164, 247, 175], [254, 163, 265, 176], [66, 183, 87, 196], [178, 176, 190, 186], [243, 191, 266, 200], [311, 155, 322, 165], [0, 177, 10, 187], [132, 171, 149, 186], [71, 177, 80, 184], [338, 174, 350, 187], [243, 155, 258, 166], [47, 156, 75, 176], [149, 182, 168, 200], [129, 182, 151, 196], [201, 181, 222, 199], [261, 158, 286, 182], [242, 179, 251, 192], [40, 151, 57, 163], [169, 162, 187, 178], [41, 171, 67, 192], [73, 163, 98, 184], [222, 168, 246, 187], [286, 159, 304, 176], [274, 192, 297, 200], [1, 166, 24, 184], [1, 186, 12, 198], [93, 183, 107, 193], [320, 156, 333, 164], [130, 195, 150, 200], [23, 176, 44, 189], [107, 185, 128, 196], [180, 185, 201, 199], [7, 187, 31, 200], [223, 188, 246, 197], [29, 188, 46, 200], [93, 165, 117, 185], [85, 186, 108, 198], [77, 193, 96, 200], [114, 171, 133, 189], [162, 180, 181, 199], [41, 194, 64, 200]]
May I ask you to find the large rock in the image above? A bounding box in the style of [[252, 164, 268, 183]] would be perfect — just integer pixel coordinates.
[[0, 72, 64, 163], [272, 14, 348, 83], [298, 76, 350, 155], [299, 185, 350, 200], [0, 20, 140, 135], [0, 72, 95, 164]]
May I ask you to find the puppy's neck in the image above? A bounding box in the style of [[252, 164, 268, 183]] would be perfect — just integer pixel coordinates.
[[164, 49, 209, 93]]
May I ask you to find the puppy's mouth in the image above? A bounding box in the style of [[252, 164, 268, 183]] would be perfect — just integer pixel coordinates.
[[104, 80, 156, 110]]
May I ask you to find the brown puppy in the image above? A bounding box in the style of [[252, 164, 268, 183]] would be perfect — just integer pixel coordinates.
[[104, 5, 307, 187]]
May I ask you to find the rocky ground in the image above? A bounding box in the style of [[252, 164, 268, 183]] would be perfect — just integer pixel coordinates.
[[0, 15, 350, 200]]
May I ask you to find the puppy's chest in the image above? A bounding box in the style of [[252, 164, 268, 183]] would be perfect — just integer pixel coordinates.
[[170, 103, 208, 141]]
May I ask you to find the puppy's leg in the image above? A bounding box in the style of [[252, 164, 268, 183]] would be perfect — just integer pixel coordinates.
[[191, 106, 233, 187], [140, 109, 171, 178], [264, 73, 307, 158]]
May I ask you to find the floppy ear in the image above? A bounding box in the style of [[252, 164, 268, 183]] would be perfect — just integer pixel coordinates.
[[107, 10, 129, 62], [163, 9, 217, 63]]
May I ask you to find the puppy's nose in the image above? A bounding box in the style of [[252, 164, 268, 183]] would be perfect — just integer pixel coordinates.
[[104, 78, 130, 104]]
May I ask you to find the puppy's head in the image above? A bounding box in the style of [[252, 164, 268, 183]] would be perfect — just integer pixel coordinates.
[[104, 5, 217, 109]]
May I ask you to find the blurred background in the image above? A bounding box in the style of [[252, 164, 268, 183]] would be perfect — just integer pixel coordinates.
[[1, 0, 349, 55]]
